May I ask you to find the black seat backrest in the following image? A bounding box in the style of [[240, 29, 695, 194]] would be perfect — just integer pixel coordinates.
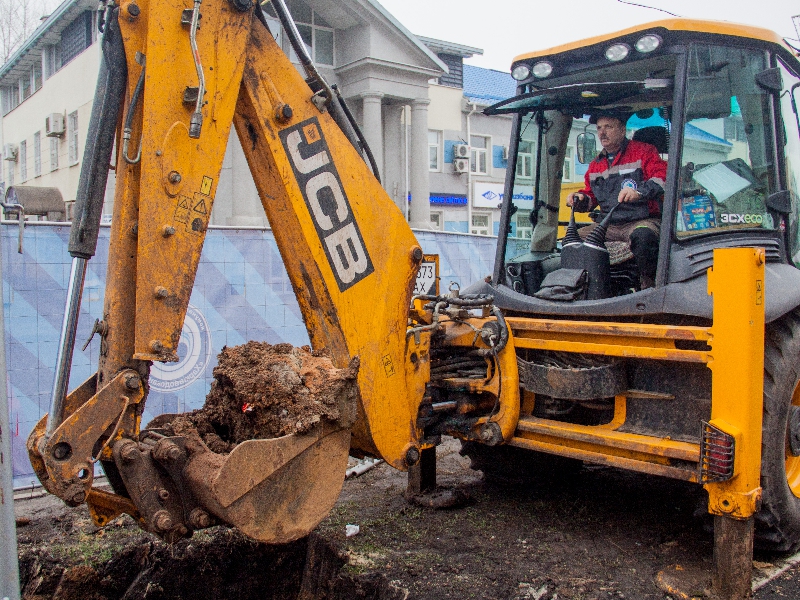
[[632, 126, 669, 154]]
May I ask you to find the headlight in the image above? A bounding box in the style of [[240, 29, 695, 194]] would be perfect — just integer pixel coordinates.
[[605, 43, 630, 62], [635, 34, 662, 53], [511, 64, 531, 81], [531, 61, 553, 78]]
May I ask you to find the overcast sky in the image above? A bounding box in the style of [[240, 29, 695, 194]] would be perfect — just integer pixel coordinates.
[[376, 0, 800, 72]]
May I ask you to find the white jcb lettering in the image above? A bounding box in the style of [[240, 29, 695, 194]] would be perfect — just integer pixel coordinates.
[[305, 171, 349, 231], [324, 223, 369, 284], [286, 130, 331, 174]]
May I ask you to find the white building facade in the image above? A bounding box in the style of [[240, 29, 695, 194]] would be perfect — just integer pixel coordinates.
[[0, 0, 450, 229]]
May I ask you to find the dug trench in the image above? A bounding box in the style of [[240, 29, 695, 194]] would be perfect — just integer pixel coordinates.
[[13, 342, 800, 599]]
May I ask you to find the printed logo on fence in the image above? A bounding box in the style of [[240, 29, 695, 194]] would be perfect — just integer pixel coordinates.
[[149, 304, 212, 392]]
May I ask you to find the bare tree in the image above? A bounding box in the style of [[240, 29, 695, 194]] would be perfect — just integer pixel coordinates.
[[0, 0, 60, 65]]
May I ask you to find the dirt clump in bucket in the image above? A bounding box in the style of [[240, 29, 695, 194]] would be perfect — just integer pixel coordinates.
[[158, 342, 359, 453]]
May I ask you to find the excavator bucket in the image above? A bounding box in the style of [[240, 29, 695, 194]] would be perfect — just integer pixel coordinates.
[[113, 424, 354, 543]]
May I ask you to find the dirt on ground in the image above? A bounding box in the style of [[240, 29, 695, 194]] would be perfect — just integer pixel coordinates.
[[155, 341, 359, 452], [14, 437, 800, 600]]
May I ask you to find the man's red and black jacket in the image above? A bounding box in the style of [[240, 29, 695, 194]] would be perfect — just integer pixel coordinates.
[[575, 138, 667, 224]]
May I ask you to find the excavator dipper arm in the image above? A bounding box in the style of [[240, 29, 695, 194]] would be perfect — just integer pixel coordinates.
[[27, 0, 431, 543]]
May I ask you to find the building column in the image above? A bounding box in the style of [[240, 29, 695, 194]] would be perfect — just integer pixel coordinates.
[[360, 91, 385, 182], [382, 104, 405, 211], [409, 97, 431, 228], [227, 131, 265, 227]]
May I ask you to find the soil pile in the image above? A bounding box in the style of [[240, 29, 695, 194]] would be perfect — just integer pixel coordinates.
[[160, 342, 359, 452]]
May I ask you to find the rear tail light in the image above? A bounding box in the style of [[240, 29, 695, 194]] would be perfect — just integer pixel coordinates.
[[699, 421, 735, 483]]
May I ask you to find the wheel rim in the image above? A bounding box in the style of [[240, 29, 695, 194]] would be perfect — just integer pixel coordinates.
[[785, 380, 800, 498]]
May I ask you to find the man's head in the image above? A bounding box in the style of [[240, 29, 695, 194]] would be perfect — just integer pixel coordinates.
[[595, 116, 627, 154]]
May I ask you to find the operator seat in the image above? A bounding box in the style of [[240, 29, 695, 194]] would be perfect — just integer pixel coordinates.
[[632, 125, 669, 154]]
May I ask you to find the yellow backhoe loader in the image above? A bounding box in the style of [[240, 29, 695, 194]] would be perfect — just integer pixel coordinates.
[[23, 1, 800, 596]]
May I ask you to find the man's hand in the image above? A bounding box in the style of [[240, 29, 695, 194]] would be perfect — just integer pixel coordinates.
[[567, 192, 586, 209], [618, 188, 643, 203]]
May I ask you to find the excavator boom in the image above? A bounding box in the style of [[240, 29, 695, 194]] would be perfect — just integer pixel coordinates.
[[26, 0, 431, 542]]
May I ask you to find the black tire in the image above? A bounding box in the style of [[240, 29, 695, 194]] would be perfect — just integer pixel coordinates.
[[460, 441, 581, 486], [756, 309, 800, 551]]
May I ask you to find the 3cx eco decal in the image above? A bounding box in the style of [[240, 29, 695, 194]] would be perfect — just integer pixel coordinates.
[[720, 213, 764, 225], [149, 304, 212, 392], [280, 117, 374, 292]]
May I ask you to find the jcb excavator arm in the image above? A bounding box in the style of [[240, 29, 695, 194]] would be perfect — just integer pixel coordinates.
[[25, 0, 429, 543], [25, 0, 516, 543]]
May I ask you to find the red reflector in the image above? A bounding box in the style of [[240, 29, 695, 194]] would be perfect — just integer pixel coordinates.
[[699, 421, 735, 484]]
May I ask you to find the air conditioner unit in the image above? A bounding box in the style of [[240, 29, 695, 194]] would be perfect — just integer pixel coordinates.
[[46, 113, 65, 137], [453, 158, 469, 173], [502, 145, 509, 161], [3, 144, 17, 162], [453, 144, 470, 159]]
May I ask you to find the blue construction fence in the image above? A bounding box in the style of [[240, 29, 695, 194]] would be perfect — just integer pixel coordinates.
[[3, 223, 497, 481]]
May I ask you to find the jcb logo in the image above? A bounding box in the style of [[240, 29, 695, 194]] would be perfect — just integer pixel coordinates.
[[281, 118, 374, 292]]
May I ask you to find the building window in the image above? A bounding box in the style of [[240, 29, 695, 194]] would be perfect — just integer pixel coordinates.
[[471, 213, 490, 235], [2, 60, 46, 115], [516, 140, 533, 178], [1, 86, 18, 115], [428, 131, 441, 171], [562, 145, 573, 182], [34, 132, 41, 177], [21, 73, 31, 101], [68, 111, 79, 165], [270, 1, 334, 66], [19, 140, 27, 181], [470, 135, 488, 174], [61, 12, 93, 67], [50, 137, 59, 171], [430, 211, 443, 230], [44, 44, 62, 80], [50, 137, 58, 171], [515, 218, 532, 239], [33, 62, 43, 93]]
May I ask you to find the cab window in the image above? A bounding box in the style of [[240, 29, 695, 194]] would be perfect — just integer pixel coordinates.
[[676, 45, 776, 237]]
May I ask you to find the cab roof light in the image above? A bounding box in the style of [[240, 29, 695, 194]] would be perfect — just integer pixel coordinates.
[[635, 34, 662, 53], [605, 43, 630, 62], [512, 64, 531, 81], [531, 61, 553, 78]]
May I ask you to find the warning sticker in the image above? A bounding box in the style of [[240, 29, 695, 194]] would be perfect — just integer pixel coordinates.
[[193, 197, 207, 215], [756, 279, 763, 305], [382, 354, 396, 378], [303, 122, 320, 144], [174, 196, 190, 224], [200, 176, 213, 196]]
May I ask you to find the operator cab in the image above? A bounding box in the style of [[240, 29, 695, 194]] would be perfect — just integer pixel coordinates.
[[481, 20, 800, 321]]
